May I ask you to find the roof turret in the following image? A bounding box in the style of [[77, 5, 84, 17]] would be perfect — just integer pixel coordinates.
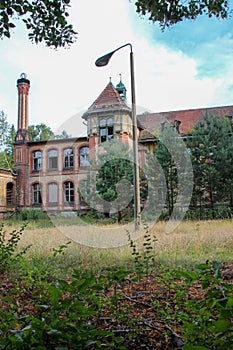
[[82, 80, 130, 120], [116, 74, 127, 102]]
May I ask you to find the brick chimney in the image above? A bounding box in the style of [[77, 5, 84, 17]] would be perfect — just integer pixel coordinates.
[[14, 73, 30, 209], [15, 73, 30, 142]]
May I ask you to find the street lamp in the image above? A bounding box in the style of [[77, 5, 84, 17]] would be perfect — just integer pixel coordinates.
[[95, 43, 141, 230]]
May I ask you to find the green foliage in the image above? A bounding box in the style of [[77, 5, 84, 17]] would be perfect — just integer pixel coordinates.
[[177, 261, 233, 349], [0, 0, 77, 48], [54, 130, 72, 139], [52, 241, 72, 257], [0, 112, 15, 169], [185, 206, 232, 220], [187, 115, 233, 217], [93, 139, 148, 221], [16, 208, 48, 221], [0, 224, 232, 349], [154, 127, 178, 216], [127, 225, 157, 278], [0, 111, 9, 148], [28, 123, 54, 141], [0, 223, 30, 273], [135, 0, 229, 29]]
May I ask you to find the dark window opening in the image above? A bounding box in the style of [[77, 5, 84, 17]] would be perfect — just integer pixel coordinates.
[[6, 182, 14, 206], [33, 151, 42, 171], [100, 118, 114, 142], [33, 183, 42, 206], [64, 148, 73, 169]]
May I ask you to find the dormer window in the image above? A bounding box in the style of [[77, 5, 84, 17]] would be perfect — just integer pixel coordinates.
[[100, 118, 114, 142]]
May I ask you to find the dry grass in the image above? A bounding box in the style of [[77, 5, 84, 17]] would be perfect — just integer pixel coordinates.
[[8, 219, 233, 271]]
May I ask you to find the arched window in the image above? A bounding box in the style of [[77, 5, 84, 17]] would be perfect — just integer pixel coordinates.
[[64, 181, 74, 204], [64, 148, 73, 169], [80, 146, 90, 168], [48, 183, 58, 205], [48, 150, 58, 170], [6, 182, 14, 206], [33, 151, 42, 171], [32, 183, 42, 206]]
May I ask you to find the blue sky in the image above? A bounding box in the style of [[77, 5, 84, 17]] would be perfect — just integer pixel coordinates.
[[1, 0, 233, 136]]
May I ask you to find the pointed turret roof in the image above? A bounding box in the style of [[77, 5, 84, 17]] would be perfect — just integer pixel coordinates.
[[82, 81, 131, 119]]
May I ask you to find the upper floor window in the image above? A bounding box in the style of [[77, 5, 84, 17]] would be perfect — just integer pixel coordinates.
[[33, 151, 42, 171], [32, 183, 42, 206], [80, 146, 90, 168], [64, 181, 74, 204], [48, 149, 58, 171], [64, 148, 73, 169], [100, 118, 114, 142]]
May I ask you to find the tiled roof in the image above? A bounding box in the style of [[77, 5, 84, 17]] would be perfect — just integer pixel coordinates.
[[138, 105, 233, 137], [83, 82, 131, 119]]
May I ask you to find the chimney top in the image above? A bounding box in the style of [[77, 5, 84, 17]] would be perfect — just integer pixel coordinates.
[[17, 72, 30, 86]]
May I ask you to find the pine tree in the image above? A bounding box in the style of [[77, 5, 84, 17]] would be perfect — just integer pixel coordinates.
[[187, 114, 233, 218]]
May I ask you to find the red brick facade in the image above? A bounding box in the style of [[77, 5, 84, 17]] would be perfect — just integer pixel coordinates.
[[0, 74, 232, 215]]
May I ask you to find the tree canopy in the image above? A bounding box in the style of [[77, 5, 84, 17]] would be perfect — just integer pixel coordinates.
[[28, 123, 54, 141], [0, 0, 77, 48], [135, 0, 229, 29], [0, 0, 231, 49]]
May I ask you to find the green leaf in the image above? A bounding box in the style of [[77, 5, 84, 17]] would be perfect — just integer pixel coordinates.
[[212, 319, 230, 333], [184, 345, 209, 350]]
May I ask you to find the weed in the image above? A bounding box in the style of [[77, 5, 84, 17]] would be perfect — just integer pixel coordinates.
[[127, 224, 157, 280], [0, 223, 31, 273]]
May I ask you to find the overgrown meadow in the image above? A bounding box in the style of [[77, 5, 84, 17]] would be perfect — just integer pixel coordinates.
[[0, 215, 232, 349]]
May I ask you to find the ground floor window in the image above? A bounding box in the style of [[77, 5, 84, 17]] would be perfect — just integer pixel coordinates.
[[64, 181, 74, 203], [32, 183, 42, 205], [48, 182, 58, 205], [6, 182, 14, 206]]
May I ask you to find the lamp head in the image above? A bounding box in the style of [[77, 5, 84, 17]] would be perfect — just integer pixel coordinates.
[[95, 51, 115, 67]]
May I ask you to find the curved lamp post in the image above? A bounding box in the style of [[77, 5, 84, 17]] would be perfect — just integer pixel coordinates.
[[95, 43, 141, 230]]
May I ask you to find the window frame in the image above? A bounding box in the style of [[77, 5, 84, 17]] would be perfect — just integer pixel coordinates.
[[64, 148, 74, 169], [6, 182, 14, 206], [79, 146, 90, 168], [48, 182, 58, 206], [64, 181, 74, 204], [32, 150, 42, 172], [32, 183, 42, 206], [48, 149, 58, 171], [99, 118, 114, 143]]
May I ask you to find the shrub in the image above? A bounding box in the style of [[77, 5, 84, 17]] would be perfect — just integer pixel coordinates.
[[16, 208, 48, 221]]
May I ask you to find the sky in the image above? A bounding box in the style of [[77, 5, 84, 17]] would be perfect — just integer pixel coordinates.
[[1, 0, 233, 137]]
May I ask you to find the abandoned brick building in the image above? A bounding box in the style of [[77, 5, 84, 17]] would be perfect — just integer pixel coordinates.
[[0, 73, 233, 217]]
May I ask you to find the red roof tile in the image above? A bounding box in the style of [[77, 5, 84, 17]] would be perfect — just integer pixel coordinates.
[[138, 105, 233, 136], [86, 82, 130, 113]]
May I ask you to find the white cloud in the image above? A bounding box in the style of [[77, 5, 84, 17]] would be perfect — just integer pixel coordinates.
[[0, 0, 233, 134]]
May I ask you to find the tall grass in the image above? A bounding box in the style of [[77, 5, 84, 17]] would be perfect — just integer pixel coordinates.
[[5, 219, 231, 275]]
